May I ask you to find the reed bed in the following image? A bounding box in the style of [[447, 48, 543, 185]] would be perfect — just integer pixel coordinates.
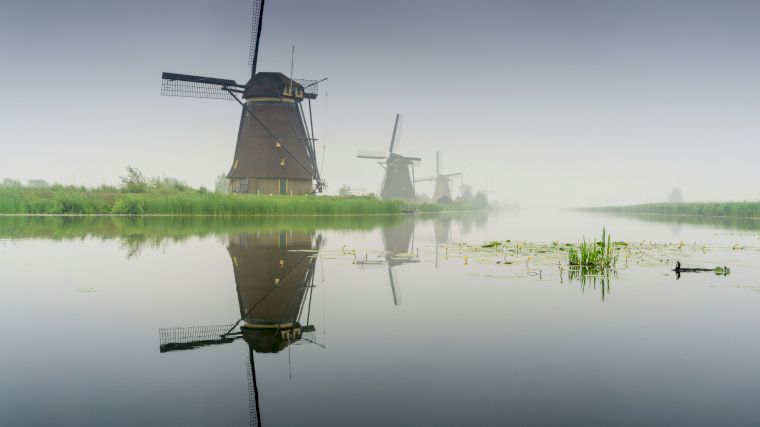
[[581, 202, 760, 219], [0, 187, 409, 216], [567, 228, 618, 271]]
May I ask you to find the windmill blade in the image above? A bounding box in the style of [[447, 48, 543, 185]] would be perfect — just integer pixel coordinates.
[[443, 172, 462, 177], [388, 266, 401, 306], [161, 72, 243, 100], [248, 0, 266, 77], [388, 114, 403, 154], [414, 176, 436, 182], [399, 155, 422, 162], [158, 323, 241, 353], [357, 150, 388, 160]]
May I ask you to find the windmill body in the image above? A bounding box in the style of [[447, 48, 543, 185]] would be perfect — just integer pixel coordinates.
[[229, 231, 317, 352], [419, 151, 461, 203], [161, 0, 326, 195], [227, 73, 316, 195], [358, 114, 420, 201]]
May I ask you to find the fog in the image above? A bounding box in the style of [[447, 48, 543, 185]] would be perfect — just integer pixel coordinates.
[[2, 0, 759, 208]]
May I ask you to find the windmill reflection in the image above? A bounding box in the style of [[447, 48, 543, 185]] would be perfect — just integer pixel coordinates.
[[432, 216, 453, 268], [356, 218, 419, 306], [158, 230, 323, 427]]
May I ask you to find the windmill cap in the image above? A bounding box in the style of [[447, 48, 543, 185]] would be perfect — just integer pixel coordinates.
[[243, 71, 304, 99]]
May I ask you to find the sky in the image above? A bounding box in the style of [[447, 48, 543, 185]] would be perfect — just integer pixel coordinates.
[[1, 0, 760, 207]]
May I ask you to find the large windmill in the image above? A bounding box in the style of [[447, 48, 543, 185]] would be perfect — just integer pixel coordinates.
[[160, 0, 327, 194], [358, 114, 421, 200], [158, 231, 324, 426], [417, 151, 461, 203]]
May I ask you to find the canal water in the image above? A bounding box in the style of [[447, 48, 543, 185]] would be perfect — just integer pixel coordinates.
[[2, 211, 760, 426]]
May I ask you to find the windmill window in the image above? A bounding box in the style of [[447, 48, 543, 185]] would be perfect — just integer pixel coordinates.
[[240, 178, 249, 193], [280, 157, 285, 167], [275, 141, 281, 148]]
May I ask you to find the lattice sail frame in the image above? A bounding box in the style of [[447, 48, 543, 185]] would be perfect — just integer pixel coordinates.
[[248, 0, 264, 71], [161, 73, 242, 101], [158, 324, 239, 352]]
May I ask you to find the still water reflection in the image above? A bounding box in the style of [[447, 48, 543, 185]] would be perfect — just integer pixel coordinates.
[[2, 212, 760, 426]]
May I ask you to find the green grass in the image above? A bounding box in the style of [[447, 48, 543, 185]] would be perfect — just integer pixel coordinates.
[[0, 186, 490, 216], [567, 228, 618, 271], [581, 202, 760, 219]]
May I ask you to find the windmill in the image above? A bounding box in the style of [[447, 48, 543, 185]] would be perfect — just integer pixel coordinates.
[[160, 0, 327, 194], [416, 151, 461, 203], [357, 114, 421, 200], [158, 231, 324, 426]]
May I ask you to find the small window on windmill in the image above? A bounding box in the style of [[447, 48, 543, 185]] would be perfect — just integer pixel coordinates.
[[280, 157, 285, 167], [275, 141, 281, 148]]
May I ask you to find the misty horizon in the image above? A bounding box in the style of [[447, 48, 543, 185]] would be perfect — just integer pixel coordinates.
[[2, 0, 759, 208]]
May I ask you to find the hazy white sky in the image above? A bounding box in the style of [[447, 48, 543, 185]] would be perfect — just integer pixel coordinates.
[[2, 0, 759, 207]]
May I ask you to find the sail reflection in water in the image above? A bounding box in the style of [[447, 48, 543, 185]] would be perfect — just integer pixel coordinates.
[[158, 230, 323, 427], [355, 218, 419, 306]]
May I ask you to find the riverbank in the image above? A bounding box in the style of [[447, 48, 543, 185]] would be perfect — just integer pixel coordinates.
[[579, 201, 760, 219], [0, 187, 487, 216]]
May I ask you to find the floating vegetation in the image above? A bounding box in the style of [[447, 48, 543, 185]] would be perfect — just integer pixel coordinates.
[[714, 266, 731, 276]]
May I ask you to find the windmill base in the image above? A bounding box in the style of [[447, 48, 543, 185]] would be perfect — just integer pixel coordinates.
[[229, 177, 313, 195]]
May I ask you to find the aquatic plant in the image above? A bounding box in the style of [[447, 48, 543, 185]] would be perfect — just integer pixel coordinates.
[[567, 228, 618, 271]]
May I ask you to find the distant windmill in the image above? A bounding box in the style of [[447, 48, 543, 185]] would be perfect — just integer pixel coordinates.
[[358, 114, 421, 200], [417, 151, 461, 203], [160, 0, 327, 194]]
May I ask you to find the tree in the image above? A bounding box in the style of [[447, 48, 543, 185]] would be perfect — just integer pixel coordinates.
[[27, 179, 50, 188], [1, 178, 21, 187], [474, 192, 489, 209], [338, 185, 352, 196], [667, 188, 684, 203], [215, 174, 229, 194], [120, 166, 147, 193]]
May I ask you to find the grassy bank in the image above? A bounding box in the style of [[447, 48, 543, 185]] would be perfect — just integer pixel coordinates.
[[0, 186, 488, 216], [580, 202, 760, 219]]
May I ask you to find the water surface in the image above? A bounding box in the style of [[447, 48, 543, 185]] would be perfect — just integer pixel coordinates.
[[2, 211, 760, 426]]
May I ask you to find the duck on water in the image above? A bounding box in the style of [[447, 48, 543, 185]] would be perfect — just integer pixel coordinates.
[[673, 261, 730, 279]]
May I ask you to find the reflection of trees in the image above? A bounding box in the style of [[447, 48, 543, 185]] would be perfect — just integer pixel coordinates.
[[0, 216, 404, 258]]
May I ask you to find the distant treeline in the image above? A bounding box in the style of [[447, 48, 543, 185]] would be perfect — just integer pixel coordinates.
[[581, 202, 760, 219]]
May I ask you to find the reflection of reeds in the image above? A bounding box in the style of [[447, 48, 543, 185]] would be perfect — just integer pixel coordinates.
[[568, 268, 614, 301]]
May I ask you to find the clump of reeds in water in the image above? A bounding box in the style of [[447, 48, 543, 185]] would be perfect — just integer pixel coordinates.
[[567, 228, 618, 271]]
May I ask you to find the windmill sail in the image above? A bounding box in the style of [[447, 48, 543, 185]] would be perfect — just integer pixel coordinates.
[[248, 0, 265, 76]]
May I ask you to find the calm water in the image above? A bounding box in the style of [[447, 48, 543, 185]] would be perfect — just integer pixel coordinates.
[[2, 211, 760, 426]]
